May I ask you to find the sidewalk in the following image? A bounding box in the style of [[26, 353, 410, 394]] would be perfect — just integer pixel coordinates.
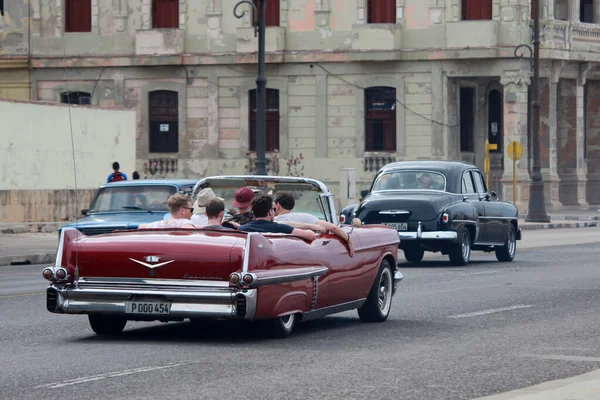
[[476, 368, 600, 399]]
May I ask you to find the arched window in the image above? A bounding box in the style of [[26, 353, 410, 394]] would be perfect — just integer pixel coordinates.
[[249, 89, 280, 152], [365, 87, 396, 152], [252, 0, 280, 26], [462, 0, 492, 20], [368, 0, 396, 24], [149, 90, 179, 153], [61, 91, 91, 105], [152, 0, 179, 28]]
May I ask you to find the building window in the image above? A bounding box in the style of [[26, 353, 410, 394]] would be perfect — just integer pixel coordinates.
[[152, 0, 179, 29], [459, 87, 475, 152], [253, 0, 280, 26], [65, 0, 92, 32], [249, 88, 280, 152], [1, 0, 4, 16], [462, 0, 492, 20], [365, 87, 396, 152], [367, 0, 396, 23], [581, 0, 594, 23], [61, 91, 91, 105], [554, 0, 568, 20], [149, 90, 179, 153]]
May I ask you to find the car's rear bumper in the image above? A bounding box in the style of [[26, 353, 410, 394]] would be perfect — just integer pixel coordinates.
[[397, 221, 457, 241], [46, 277, 257, 320]]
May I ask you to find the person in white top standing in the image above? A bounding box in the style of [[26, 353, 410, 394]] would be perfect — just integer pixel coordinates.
[[138, 193, 195, 229], [190, 187, 224, 227]]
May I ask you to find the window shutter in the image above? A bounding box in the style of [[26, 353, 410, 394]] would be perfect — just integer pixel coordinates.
[[368, 0, 396, 24], [66, 0, 92, 32], [153, 0, 179, 29], [253, 0, 281, 26]]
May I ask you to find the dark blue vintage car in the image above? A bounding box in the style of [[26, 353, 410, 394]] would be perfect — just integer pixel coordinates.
[[60, 179, 197, 236], [341, 161, 522, 266]]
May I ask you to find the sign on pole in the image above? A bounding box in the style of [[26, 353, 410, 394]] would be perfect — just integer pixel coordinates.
[[506, 141, 523, 204]]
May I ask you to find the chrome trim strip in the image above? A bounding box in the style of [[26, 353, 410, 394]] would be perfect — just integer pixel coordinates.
[[398, 231, 457, 240], [417, 221, 422, 238], [242, 232, 255, 273], [453, 220, 477, 224], [78, 277, 230, 288], [474, 242, 504, 246], [301, 299, 366, 321], [379, 210, 410, 215], [55, 227, 71, 267], [252, 267, 329, 287], [479, 216, 517, 220]]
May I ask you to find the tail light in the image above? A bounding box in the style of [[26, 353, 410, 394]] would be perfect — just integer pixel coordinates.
[[242, 273, 255, 285], [441, 213, 449, 224], [42, 267, 54, 281], [229, 273, 241, 285], [339, 214, 346, 224], [55, 268, 69, 281]]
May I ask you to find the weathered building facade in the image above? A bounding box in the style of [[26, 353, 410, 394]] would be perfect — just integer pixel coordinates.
[[4, 0, 600, 210], [0, 0, 32, 100]]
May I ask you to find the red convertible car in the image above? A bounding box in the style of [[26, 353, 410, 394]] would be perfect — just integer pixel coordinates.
[[43, 176, 402, 338]]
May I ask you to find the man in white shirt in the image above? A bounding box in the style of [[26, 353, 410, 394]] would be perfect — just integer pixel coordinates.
[[138, 193, 195, 229], [273, 191, 355, 257], [190, 187, 224, 226]]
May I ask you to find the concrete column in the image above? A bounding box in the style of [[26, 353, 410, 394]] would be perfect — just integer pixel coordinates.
[[500, 73, 531, 211], [545, 0, 556, 19], [594, 0, 600, 23], [540, 75, 563, 209], [569, 0, 581, 21], [339, 168, 357, 209], [585, 80, 600, 205], [557, 79, 588, 207]]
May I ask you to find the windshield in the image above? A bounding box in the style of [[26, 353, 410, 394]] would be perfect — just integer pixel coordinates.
[[89, 185, 178, 213], [372, 170, 446, 192], [209, 186, 326, 220]]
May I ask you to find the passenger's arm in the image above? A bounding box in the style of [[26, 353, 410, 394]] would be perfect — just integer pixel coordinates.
[[291, 228, 316, 242], [279, 220, 326, 233], [315, 220, 355, 257], [182, 223, 196, 229], [137, 223, 147, 229]]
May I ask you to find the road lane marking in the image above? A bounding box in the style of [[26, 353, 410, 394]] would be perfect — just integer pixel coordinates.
[[447, 304, 534, 319], [525, 354, 600, 363], [0, 291, 44, 299], [34, 362, 194, 389]]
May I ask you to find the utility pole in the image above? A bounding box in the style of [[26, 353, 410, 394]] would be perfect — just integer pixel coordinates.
[[526, 0, 550, 222], [234, 0, 267, 175]]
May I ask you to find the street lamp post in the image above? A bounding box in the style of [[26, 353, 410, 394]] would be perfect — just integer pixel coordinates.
[[234, 0, 267, 175], [515, 0, 550, 222]]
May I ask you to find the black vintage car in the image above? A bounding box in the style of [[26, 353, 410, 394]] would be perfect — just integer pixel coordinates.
[[341, 161, 522, 266]]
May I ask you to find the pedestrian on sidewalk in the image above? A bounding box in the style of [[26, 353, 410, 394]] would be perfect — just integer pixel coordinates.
[[107, 162, 128, 182]]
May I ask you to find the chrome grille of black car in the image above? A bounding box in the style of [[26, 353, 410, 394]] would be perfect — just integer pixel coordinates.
[[236, 294, 247, 317], [46, 288, 57, 311]]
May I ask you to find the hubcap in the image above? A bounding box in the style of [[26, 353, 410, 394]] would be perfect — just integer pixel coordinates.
[[462, 231, 470, 261], [377, 268, 392, 316], [280, 314, 294, 330], [508, 229, 516, 257]]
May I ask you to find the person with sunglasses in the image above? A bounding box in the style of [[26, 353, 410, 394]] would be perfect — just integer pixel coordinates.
[[138, 193, 195, 229]]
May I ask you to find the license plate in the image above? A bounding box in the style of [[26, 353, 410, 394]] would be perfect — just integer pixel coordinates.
[[384, 222, 408, 231], [125, 301, 171, 315]]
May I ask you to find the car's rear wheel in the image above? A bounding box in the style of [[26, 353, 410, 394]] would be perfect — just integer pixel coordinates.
[[261, 314, 296, 339], [449, 227, 471, 266], [495, 224, 517, 262], [88, 315, 127, 335], [358, 259, 393, 322], [404, 247, 424, 263]]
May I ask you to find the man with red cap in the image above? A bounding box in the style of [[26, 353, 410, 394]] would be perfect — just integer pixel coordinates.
[[222, 187, 255, 229]]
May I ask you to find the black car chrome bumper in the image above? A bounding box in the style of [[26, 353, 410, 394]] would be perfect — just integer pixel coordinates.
[[397, 221, 457, 241], [46, 277, 257, 320]]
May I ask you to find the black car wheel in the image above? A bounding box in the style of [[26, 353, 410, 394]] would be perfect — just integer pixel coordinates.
[[404, 247, 425, 263], [260, 314, 296, 339], [449, 227, 471, 266], [88, 315, 127, 335], [358, 259, 393, 322], [495, 224, 517, 262]]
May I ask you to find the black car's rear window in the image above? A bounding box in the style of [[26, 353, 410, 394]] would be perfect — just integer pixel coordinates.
[[372, 170, 446, 191]]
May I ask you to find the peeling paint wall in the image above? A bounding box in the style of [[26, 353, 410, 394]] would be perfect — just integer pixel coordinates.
[[0, 99, 136, 222], [0, 0, 31, 100]]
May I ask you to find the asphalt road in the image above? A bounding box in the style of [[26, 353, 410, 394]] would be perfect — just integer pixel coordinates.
[[1, 228, 600, 400]]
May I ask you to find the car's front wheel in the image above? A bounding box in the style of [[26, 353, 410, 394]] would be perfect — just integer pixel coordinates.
[[449, 227, 471, 266], [403, 247, 424, 263], [358, 259, 393, 322], [495, 224, 517, 262], [88, 315, 127, 335]]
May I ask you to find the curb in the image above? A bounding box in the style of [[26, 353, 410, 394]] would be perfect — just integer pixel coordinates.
[[520, 222, 599, 230], [0, 253, 56, 267]]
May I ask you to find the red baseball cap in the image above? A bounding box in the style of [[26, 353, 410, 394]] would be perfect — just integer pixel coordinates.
[[232, 187, 254, 208]]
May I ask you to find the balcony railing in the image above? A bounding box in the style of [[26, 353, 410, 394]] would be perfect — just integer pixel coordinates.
[[537, 20, 600, 52]]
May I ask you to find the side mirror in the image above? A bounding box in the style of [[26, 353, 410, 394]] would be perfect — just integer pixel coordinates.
[[360, 189, 369, 201], [81, 209, 89, 216], [490, 191, 497, 198]]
